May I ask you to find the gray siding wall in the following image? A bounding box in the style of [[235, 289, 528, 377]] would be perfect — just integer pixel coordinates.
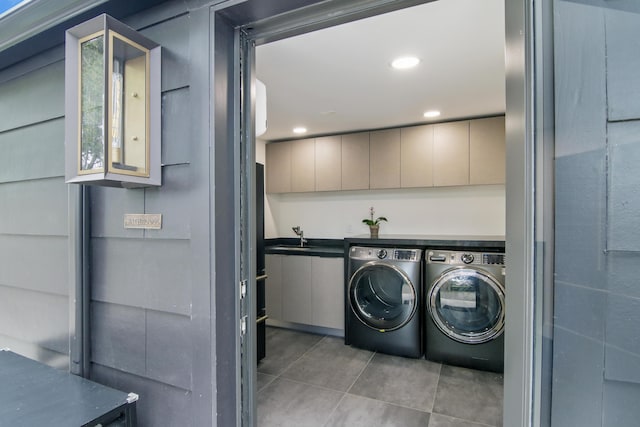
[[553, 1, 640, 425], [86, 5, 219, 427], [0, 50, 69, 369], [0, 1, 235, 425]]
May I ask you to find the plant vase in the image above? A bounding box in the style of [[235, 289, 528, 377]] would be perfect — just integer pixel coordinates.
[[369, 225, 380, 239]]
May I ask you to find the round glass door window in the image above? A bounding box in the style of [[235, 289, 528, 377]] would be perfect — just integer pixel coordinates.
[[349, 262, 417, 331], [428, 268, 505, 344]]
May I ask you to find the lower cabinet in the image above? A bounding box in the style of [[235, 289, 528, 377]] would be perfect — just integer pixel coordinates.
[[311, 257, 344, 329], [265, 254, 344, 331], [265, 254, 283, 320], [281, 255, 312, 324]]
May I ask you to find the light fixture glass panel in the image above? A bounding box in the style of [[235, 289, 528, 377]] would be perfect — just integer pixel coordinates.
[[79, 33, 105, 172], [109, 33, 149, 177]]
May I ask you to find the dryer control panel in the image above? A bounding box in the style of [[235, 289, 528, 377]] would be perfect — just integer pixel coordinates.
[[350, 246, 422, 262]]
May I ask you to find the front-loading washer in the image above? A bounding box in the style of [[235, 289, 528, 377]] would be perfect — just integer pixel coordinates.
[[425, 249, 506, 372], [345, 246, 423, 358]]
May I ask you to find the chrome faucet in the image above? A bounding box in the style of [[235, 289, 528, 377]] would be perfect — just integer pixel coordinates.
[[292, 226, 307, 247]]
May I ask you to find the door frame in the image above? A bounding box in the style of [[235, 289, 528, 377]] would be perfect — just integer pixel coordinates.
[[234, 0, 539, 425]]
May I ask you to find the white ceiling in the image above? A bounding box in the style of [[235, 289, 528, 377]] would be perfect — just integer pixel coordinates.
[[255, 0, 505, 142]]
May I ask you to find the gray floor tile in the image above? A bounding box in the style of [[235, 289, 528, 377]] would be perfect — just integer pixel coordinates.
[[257, 377, 344, 427], [348, 352, 441, 412], [325, 394, 431, 427], [258, 327, 324, 376], [428, 413, 494, 427], [433, 365, 503, 427], [258, 372, 276, 392], [281, 336, 374, 391]]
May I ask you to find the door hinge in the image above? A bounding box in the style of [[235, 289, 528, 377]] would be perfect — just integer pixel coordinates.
[[240, 280, 247, 299], [240, 315, 248, 336]]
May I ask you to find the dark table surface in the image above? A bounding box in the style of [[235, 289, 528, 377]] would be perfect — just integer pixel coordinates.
[[0, 349, 136, 426]]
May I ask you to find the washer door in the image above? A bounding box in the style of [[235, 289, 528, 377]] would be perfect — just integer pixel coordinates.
[[349, 262, 417, 331], [428, 267, 505, 344]]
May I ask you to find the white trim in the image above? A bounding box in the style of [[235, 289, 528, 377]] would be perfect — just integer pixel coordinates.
[[0, 0, 108, 53]]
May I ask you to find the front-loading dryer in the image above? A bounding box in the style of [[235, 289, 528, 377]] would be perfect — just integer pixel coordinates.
[[425, 249, 505, 372], [346, 246, 423, 358]]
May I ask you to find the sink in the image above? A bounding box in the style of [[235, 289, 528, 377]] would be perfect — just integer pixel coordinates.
[[269, 245, 319, 251], [266, 244, 343, 255]]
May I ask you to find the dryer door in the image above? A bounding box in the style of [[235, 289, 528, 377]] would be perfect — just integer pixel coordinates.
[[349, 262, 417, 331], [428, 267, 505, 344]]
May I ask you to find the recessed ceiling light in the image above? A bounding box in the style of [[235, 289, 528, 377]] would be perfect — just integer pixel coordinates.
[[391, 56, 420, 70], [423, 110, 441, 118], [293, 127, 307, 134]]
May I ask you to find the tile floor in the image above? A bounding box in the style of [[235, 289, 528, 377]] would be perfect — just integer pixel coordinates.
[[257, 327, 503, 427]]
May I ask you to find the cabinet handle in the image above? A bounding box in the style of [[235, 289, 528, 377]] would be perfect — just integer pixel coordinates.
[[257, 275, 268, 281], [256, 315, 269, 323]]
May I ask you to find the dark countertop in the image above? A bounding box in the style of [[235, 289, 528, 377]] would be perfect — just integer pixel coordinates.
[[265, 235, 505, 257], [265, 238, 344, 257], [344, 234, 505, 251]]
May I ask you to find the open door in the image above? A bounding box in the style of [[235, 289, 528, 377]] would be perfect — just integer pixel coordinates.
[[238, 29, 258, 426]]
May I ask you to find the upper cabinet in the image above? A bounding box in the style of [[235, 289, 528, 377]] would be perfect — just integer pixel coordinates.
[[433, 121, 470, 187], [469, 116, 506, 185], [266, 140, 291, 193], [291, 138, 316, 192], [370, 128, 401, 189], [265, 116, 504, 193], [401, 125, 434, 188], [342, 132, 370, 190], [315, 136, 342, 191]]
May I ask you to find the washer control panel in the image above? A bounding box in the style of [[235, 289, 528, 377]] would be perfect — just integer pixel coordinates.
[[427, 250, 505, 266], [460, 253, 475, 264], [350, 246, 422, 262]]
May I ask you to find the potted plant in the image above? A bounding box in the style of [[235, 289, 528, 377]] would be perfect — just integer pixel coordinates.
[[362, 206, 387, 238]]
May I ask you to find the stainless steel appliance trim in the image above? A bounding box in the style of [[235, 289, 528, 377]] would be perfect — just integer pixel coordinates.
[[348, 260, 418, 332], [428, 266, 505, 344]]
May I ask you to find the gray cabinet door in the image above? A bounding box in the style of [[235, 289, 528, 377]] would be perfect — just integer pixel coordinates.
[[315, 136, 342, 191], [265, 255, 283, 320], [401, 124, 434, 188], [370, 128, 401, 189], [341, 132, 370, 190], [281, 255, 312, 324], [311, 257, 344, 330], [433, 121, 470, 186], [265, 142, 291, 193], [470, 116, 505, 185], [291, 138, 316, 192]]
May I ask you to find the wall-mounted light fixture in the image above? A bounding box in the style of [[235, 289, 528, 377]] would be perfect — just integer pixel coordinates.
[[65, 14, 161, 187]]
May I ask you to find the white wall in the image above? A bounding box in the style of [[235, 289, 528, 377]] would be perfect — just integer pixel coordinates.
[[257, 139, 505, 239], [266, 185, 505, 239]]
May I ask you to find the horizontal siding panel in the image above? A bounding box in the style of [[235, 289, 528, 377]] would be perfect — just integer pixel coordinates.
[[144, 164, 192, 240], [91, 301, 146, 376], [91, 238, 192, 315], [91, 363, 193, 426], [161, 87, 191, 165], [140, 14, 190, 91], [0, 118, 64, 183], [91, 303, 193, 390], [0, 177, 67, 236], [608, 120, 640, 251], [0, 285, 68, 355], [146, 310, 192, 390], [91, 167, 192, 240], [0, 235, 68, 296], [90, 185, 145, 239], [0, 332, 68, 370], [0, 60, 64, 133], [606, 8, 640, 121]]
